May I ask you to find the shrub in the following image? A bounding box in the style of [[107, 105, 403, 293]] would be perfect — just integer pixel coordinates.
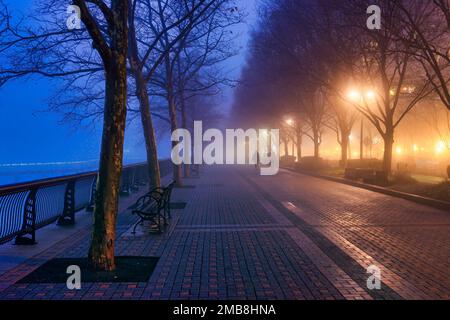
[[296, 157, 328, 171], [391, 173, 417, 185], [424, 181, 450, 202]]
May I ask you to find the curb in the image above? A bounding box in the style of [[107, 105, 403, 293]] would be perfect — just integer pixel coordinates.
[[282, 167, 450, 212]]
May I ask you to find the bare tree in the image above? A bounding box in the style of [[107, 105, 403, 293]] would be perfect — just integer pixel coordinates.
[[0, 0, 130, 271], [127, 0, 224, 187], [340, 1, 436, 173], [391, 0, 450, 110], [233, 0, 445, 175], [76, 0, 129, 272], [300, 89, 328, 158], [422, 100, 450, 151], [170, 4, 240, 176], [433, 0, 450, 28], [150, 0, 239, 182], [326, 93, 358, 167]]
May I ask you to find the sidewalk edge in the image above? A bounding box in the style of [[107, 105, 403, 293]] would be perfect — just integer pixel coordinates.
[[282, 167, 450, 212]]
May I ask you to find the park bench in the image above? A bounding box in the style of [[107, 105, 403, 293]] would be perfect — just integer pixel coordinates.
[[151, 181, 176, 220], [344, 168, 359, 180], [131, 181, 175, 234], [359, 169, 376, 184], [344, 168, 388, 185], [344, 168, 375, 183]]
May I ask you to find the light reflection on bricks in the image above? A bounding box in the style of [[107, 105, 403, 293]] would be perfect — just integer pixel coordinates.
[[1, 166, 448, 299]]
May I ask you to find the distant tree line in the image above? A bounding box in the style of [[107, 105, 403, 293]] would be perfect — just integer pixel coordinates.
[[232, 0, 449, 172]]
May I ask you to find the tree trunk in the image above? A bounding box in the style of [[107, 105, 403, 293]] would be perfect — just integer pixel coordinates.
[[127, 2, 161, 190], [284, 138, 289, 157], [165, 57, 183, 185], [135, 73, 161, 189], [383, 130, 394, 174], [180, 90, 190, 177], [291, 138, 295, 156], [169, 95, 183, 185], [88, 0, 128, 271], [340, 135, 349, 168], [313, 129, 320, 159], [296, 128, 302, 162]]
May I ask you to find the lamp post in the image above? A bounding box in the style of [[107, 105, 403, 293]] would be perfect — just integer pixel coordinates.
[[359, 118, 364, 160], [347, 89, 375, 161]]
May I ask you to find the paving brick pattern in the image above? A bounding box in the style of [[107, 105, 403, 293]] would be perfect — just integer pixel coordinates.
[[0, 166, 448, 300], [246, 168, 450, 300]]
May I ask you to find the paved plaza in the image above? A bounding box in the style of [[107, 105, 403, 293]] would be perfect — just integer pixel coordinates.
[[0, 166, 449, 300]]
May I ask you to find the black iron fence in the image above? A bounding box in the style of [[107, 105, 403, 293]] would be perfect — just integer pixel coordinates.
[[0, 160, 171, 245]]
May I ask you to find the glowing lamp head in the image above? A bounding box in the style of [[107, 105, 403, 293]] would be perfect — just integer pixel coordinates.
[[435, 141, 446, 155], [347, 89, 360, 101], [366, 90, 376, 100]]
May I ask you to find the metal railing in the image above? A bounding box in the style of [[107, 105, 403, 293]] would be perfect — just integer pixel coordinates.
[[0, 159, 171, 245]]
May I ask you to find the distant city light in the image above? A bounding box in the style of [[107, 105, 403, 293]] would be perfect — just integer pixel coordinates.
[[413, 144, 419, 152], [401, 85, 416, 94], [395, 146, 403, 155], [285, 118, 294, 126]]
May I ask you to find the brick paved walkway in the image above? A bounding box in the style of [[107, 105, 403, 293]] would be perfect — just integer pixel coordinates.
[[0, 166, 449, 300]]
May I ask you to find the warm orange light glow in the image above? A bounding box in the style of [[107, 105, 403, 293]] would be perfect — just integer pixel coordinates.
[[285, 118, 294, 126], [400, 85, 416, 94], [366, 90, 376, 100], [347, 88, 376, 102], [395, 147, 403, 155], [435, 141, 446, 154], [347, 89, 360, 101]]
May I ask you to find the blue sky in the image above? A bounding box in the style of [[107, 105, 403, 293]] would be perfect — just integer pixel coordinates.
[[0, 0, 258, 167]]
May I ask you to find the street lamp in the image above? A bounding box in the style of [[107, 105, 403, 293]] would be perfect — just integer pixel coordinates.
[[347, 89, 360, 101], [436, 141, 446, 155], [285, 118, 294, 126], [366, 90, 376, 100], [346, 88, 376, 161]]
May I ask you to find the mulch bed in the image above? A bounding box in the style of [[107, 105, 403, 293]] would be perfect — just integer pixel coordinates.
[[17, 256, 159, 284]]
